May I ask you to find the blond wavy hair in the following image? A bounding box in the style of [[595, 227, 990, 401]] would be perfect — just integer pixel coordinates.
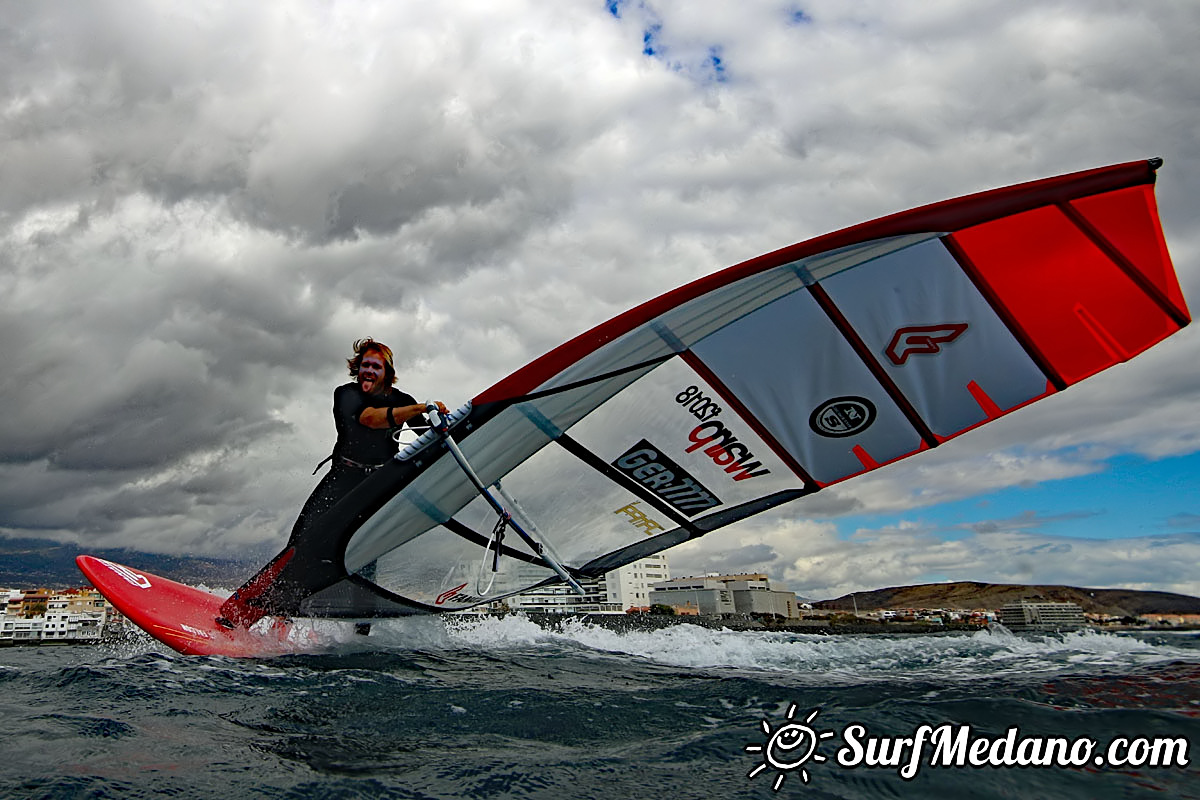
[[346, 338, 397, 391]]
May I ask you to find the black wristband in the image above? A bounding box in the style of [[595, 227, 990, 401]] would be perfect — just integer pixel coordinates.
[[386, 407, 396, 427]]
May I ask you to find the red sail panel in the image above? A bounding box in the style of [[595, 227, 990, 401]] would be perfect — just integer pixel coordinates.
[[1068, 185, 1190, 320], [949, 204, 1182, 386]]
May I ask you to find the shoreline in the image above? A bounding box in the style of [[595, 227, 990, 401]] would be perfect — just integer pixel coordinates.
[[0, 638, 104, 648], [4, 615, 1195, 649], [499, 611, 1200, 636]]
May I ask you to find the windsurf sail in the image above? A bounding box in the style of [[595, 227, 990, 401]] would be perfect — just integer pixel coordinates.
[[225, 158, 1189, 623]]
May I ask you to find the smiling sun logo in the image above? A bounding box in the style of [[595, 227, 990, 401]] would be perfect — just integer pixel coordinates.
[[745, 704, 836, 790]]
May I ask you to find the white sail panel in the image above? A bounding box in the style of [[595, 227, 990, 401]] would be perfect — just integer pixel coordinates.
[[821, 237, 1051, 438], [691, 287, 926, 485], [345, 408, 555, 570], [566, 356, 807, 507], [471, 444, 673, 564]]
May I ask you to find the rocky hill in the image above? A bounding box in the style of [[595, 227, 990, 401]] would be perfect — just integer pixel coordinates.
[[815, 581, 1200, 617]]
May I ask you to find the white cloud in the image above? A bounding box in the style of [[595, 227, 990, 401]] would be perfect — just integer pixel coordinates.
[[668, 514, 1200, 601]]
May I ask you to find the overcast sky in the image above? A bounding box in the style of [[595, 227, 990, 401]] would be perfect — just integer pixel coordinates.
[[2, 0, 1198, 599]]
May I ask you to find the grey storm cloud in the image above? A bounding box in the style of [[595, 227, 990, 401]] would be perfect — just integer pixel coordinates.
[[1, 1, 584, 260], [1, 0, 1198, 603]]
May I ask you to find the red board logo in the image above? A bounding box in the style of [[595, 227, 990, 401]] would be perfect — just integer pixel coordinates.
[[885, 323, 968, 365], [436, 582, 481, 606], [98, 558, 151, 589]]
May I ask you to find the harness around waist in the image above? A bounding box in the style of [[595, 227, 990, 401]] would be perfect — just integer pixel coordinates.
[[337, 455, 391, 472]]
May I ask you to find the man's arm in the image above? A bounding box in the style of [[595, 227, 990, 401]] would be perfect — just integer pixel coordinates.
[[358, 401, 449, 430]]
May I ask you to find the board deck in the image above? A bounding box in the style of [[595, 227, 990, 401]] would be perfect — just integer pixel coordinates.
[[77, 555, 316, 657]]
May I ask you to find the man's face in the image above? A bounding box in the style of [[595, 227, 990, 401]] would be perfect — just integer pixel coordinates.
[[358, 351, 388, 394]]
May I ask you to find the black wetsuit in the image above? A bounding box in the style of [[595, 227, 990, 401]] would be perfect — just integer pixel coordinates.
[[287, 383, 420, 547], [219, 383, 427, 629]]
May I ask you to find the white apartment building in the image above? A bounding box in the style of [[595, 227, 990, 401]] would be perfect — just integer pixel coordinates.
[[0, 616, 45, 641], [42, 590, 109, 641], [997, 601, 1087, 631], [506, 554, 671, 614], [1, 588, 112, 643]]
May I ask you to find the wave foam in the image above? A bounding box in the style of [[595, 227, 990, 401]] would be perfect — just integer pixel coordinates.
[[413, 615, 1199, 681]]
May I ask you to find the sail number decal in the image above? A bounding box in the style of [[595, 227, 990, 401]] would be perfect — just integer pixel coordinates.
[[675, 385, 723, 421], [612, 440, 722, 517]]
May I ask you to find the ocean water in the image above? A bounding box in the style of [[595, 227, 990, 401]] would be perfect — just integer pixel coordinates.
[[1, 617, 1197, 799]]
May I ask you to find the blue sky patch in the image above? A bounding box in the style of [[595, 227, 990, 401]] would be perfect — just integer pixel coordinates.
[[788, 7, 814, 25], [830, 451, 1200, 543], [643, 22, 662, 57]]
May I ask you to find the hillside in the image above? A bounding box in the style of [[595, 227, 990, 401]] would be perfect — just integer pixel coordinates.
[[0, 537, 261, 590], [815, 581, 1200, 617]]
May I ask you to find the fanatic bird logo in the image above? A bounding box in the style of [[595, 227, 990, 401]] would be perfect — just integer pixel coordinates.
[[745, 704, 837, 790]]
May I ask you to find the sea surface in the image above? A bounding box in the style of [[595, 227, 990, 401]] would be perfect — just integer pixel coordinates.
[[1, 617, 1197, 799]]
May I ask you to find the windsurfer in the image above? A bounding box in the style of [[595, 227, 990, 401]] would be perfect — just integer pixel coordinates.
[[290, 337, 448, 549], [217, 338, 447, 632]]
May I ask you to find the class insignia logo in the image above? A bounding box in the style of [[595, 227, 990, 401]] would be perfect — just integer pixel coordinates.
[[809, 397, 876, 438]]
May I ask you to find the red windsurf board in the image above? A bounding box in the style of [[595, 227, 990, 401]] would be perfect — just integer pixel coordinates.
[[76, 555, 316, 658]]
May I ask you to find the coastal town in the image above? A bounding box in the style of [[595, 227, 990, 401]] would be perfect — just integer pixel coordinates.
[[5, 554, 1198, 646]]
